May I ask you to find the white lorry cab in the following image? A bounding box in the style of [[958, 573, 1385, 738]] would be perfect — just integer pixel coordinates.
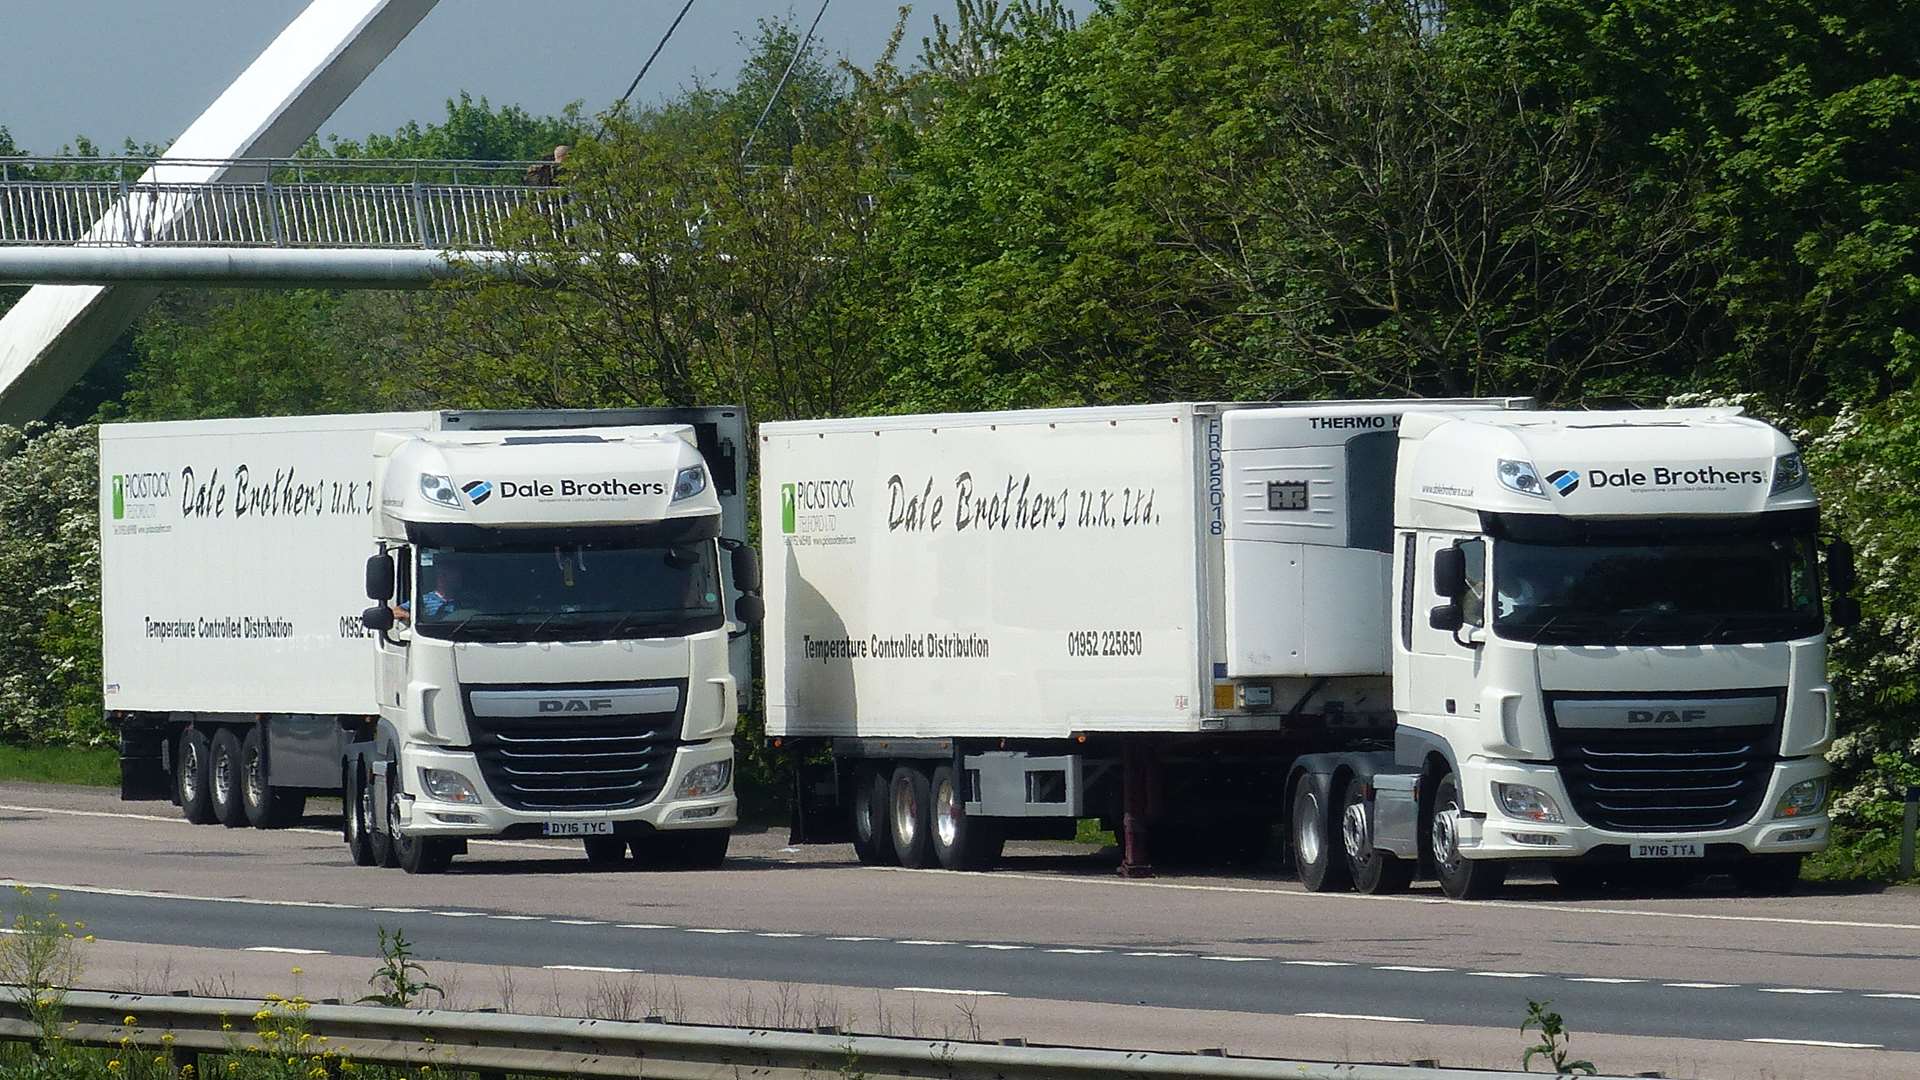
[[762, 402, 1854, 898], [105, 408, 762, 875]]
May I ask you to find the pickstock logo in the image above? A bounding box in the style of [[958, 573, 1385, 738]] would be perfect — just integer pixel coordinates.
[[780, 483, 797, 534], [1546, 468, 1580, 496], [111, 471, 171, 520], [461, 480, 494, 505]]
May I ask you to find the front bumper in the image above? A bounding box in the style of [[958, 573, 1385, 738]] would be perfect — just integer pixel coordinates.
[[392, 739, 737, 838], [1454, 755, 1829, 860]]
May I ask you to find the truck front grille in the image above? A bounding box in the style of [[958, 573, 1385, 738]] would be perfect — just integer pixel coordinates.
[[1547, 696, 1782, 833], [464, 681, 685, 812]]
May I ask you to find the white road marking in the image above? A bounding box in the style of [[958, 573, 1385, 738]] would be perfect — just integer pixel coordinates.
[[828, 936, 880, 942], [544, 964, 642, 974], [683, 928, 745, 935], [244, 946, 325, 955], [880, 864, 1920, 933], [1296, 1012, 1423, 1024], [756, 932, 805, 938], [1282, 960, 1351, 967], [618, 923, 675, 930], [892, 987, 1007, 997], [1469, 971, 1545, 979], [1125, 951, 1187, 958], [0, 879, 358, 911], [1045, 947, 1106, 955], [1665, 982, 1736, 989], [1376, 965, 1450, 973], [967, 944, 1031, 951], [0, 804, 557, 851], [434, 911, 486, 918], [372, 907, 426, 914], [488, 915, 541, 921], [551, 919, 605, 926], [1566, 977, 1641, 984], [1865, 992, 1920, 1000], [1745, 1038, 1882, 1049], [896, 939, 953, 946], [1200, 955, 1266, 963], [1758, 988, 1843, 995]]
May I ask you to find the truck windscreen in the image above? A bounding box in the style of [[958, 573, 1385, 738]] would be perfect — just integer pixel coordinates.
[[1492, 533, 1822, 645], [412, 539, 724, 642]]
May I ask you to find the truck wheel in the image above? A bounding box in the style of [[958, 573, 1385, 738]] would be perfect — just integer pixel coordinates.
[[240, 726, 304, 828], [1342, 783, 1413, 895], [1429, 773, 1505, 900], [368, 770, 397, 868], [1732, 854, 1802, 896], [176, 728, 217, 825], [931, 764, 1003, 871], [344, 766, 376, 866], [889, 764, 936, 869], [851, 765, 897, 866], [389, 782, 452, 875], [583, 836, 628, 866], [210, 729, 249, 828], [1292, 780, 1351, 892]]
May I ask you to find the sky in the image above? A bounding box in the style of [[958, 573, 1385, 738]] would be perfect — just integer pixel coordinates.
[[0, 1, 1084, 155]]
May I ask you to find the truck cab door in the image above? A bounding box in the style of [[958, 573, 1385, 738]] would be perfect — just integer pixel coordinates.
[[375, 546, 412, 720], [1404, 533, 1486, 733]]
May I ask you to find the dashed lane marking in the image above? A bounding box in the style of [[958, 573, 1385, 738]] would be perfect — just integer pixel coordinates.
[[1665, 982, 1737, 989], [967, 944, 1031, 951], [1865, 992, 1920, 1000], [1745, 1038, 1882, 1049], [892, 987, 1006, 997], [1125, 951, 1187, 958], [544, 965, 642, 974], [1200, 956, 1266, 963], [1376, 965, 1450, 973], [244, 946, 325, 955], [1296, 1012, 1424, 1023], [551, 919, 605, 926], [1045, 948, 1107, 955], [896, 939, 954, 946], [1282, 960, 1351, 967], [1566, 977, 1642, 984], [683, 928, 746, 935], [756, 932, 806, 938], [488, 915, 541, 921], [618, 923, 675, 930], [1468, 971, 1545, 979], [433, 911, 486, 918], [1759, 988, 1844, 995]]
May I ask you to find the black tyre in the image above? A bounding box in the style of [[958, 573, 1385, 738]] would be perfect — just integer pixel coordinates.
[[888, 764, 935, 869], [1292, 780, 1351, 892], [390, 779, 452, 875], [344, 765, 376, 867], [1342, 782, 1413, 895], [930, 764, 1003, 871], [1429, 772, 1505, 900], [176, 728, 216, 825], [209, 729, 248, 828], [1732, 854, 1802, 896], [850, 765, 898, 866], [240, 726, 305, 828], [368, 768, 397, 868], [583, 836, 628, 866]]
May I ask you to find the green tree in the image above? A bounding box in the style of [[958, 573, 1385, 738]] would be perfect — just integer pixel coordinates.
[[0, 425, 103, 746]]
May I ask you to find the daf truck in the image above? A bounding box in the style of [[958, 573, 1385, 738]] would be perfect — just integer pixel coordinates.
[[104, 408, 762, 875], [761, 402, 1853, 898]]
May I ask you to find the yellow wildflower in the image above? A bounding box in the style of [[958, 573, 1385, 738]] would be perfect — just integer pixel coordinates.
[[124, 1015, 138, 1027], [107, 1061, 121, 1072]]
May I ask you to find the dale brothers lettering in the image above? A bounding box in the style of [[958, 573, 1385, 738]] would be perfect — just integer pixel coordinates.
[[887, 472, 1160, 533], [180, 464, 374, 520]]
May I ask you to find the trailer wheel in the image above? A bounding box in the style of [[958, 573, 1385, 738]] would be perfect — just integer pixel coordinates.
[[1292, 779, 1351, 892], [931, 764, 1003, 871], [344, 765, 376, 866], [889, 764, 936, 869], [850, 765, 897, 866], [176, 728, 216, 825], [1342, 782, 1413, 895], [210, 729, 249, 828], [240, 726, 305, 828], [1429, 772, 1505, 900], [583, 836, 628, 866], [389, 780, 452, 875]]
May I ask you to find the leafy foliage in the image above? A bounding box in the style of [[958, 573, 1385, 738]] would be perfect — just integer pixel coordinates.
[[0, 427, 104, 746]]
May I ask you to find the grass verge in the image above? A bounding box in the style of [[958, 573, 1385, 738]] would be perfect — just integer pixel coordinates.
[[0, 743, 119, 787]]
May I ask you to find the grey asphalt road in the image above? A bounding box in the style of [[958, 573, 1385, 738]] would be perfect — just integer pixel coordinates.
[[3, 782, 1917, 1058]]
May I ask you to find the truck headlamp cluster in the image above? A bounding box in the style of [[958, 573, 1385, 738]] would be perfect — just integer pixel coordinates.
[[671, 465, 708, 503], [419, 473, 462, 508], [677, 760, 732, 799], [1770, 452, 1808, 495], [1773, 778, 1826, 818], [1494, 782, 1564, 824], [419, 768, 481, 805], [1496, 459, 1548, 500]]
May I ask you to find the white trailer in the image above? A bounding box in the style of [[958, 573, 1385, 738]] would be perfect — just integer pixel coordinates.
[[762, 402, 1851, 896], [103, 408, 762, 874]]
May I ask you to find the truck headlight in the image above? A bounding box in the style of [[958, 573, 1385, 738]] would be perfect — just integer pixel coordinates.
[[419, 768, 480, 804], [1774, 778, 1826, 818], [1494, 782, 1564, 824], [1496, 459, 1548, 500], [419, 473, 462, 508], [677, 760, 732, 799], [671, 465, 708, 503], [1770, 452, 1808, 495]]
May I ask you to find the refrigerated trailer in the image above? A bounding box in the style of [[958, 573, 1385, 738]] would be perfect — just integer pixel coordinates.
[[762, 402, 1854, 897], [104, 408, 762, 874]]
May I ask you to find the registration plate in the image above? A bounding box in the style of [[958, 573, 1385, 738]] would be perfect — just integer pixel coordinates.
[[1630, 841, 1703, 859], [543, 821, 614, 837]]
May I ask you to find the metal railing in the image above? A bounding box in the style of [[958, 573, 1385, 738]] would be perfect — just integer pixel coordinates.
[[0, 988, 1646, 1080], [0, 157, 560, 250]]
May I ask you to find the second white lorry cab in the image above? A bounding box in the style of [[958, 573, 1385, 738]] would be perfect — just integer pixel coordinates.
[[105, 408, 762, 875], [762, 402, 1853, 897]]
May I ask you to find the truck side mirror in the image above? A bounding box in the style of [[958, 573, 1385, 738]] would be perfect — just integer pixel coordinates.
[[365, 553, 395, 601], [360, 605, 396, 633], [1831, 595, 1861, 629], [1432, 546, 1466, 599], [734, 593, 766, 628], [1428, 603, 1464, 632], [1826, 540, 1856, 593], [731, 544, 763, 593]]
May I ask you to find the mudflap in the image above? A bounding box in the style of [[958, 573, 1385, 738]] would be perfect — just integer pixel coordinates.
[[117, 720, 171, 801]]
